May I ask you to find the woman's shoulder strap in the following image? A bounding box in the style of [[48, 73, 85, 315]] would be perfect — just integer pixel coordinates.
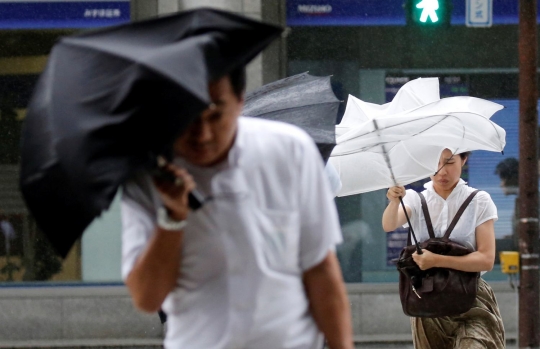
[[444, 190, 481, 239], [416, 191, 436, 239]]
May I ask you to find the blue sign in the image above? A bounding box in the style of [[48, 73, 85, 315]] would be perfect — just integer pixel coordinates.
[[467, 100, 525, 240], [387, 228, 408, 267], [287, 0, 407, 26], [287, 0, 540, 26], [0, 1, 130, 29]]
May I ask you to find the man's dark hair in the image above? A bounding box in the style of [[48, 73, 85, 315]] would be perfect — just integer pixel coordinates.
[[228, 66, 246, 99], [495, 157, 519, 187]]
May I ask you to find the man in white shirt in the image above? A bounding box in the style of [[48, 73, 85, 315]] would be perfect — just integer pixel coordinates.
[[121, 67, 353, 349]]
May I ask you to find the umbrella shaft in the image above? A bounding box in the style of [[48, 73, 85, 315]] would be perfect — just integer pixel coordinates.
[[399, 196, 422, 255], [373, 120, 421, 253], [372, 119, 398, 186]]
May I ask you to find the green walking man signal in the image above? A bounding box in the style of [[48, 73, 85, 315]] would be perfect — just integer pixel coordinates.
[[405, 0, 451, 27], [416, 0, 439, 23]]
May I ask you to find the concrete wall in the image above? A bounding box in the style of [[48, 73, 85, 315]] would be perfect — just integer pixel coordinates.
[[348, 281, 518, 346], [0, 282, 517, 348], [0, 286, 162, 348]]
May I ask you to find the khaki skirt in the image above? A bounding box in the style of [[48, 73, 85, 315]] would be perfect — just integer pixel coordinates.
[[411, 278, 505, 349]]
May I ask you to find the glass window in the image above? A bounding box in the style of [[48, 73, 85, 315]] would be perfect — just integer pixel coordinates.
[[0, 0, 130, 282], [0, 30, 82, 282]]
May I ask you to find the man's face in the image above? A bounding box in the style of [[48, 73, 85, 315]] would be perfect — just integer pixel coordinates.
[[174, 75, 244, 167]]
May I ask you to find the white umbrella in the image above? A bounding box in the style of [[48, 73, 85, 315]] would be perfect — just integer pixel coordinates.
[[330, 95, 506, 197], [336, 77, 440, 137]]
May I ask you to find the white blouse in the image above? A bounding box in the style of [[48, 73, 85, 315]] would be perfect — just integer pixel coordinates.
[[401, 179, 498, 251]]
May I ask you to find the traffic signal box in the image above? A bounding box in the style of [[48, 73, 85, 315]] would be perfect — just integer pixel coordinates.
[[500, 251, 520, 274], [405, 0, 452, 27]]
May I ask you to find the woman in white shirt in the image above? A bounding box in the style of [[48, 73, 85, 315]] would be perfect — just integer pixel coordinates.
[[382, 149, 505, 349]]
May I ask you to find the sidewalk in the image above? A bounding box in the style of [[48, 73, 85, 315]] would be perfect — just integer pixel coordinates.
[[0, 337, 516, 349], [352, 339, 516, 348], [0, 339, 162, 349]]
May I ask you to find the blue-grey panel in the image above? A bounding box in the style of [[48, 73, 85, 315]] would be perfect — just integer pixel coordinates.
[[0, 1, 130, 29], [287, 0, 534, 26]]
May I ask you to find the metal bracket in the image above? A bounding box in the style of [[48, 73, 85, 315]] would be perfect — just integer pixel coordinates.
[[519, 217, 539, 223]]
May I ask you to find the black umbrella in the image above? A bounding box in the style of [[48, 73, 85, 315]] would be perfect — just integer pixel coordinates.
[[20, 8, 282, 258], [242, 72, 340, 162]]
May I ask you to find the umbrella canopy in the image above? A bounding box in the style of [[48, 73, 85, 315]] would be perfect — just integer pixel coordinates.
[[329, 82, 506, 196], [20, 8, 282, 257], [336, 77, 440, 137], [242, 72, 340, 162]]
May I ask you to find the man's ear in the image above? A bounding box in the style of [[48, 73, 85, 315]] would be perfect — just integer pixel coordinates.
[[461, 156, 468, 167], [239, 91, 245, 104], [237, 92, 245, 111]]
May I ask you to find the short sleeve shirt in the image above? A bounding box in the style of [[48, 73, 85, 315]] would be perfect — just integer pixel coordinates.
[[401, 179, 498, 251], [121, 117, 342, 349]]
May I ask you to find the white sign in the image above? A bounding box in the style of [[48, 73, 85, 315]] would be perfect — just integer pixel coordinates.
[[84, 8, 122, 18], [466, 0, 493, 27], [297, 4, 332, 14]]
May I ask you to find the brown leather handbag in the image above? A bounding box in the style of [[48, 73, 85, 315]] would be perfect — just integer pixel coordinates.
[[396, 190, 480, 318]]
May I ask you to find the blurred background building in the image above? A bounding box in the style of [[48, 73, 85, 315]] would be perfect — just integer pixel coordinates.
[[0, 0, 531, 347]]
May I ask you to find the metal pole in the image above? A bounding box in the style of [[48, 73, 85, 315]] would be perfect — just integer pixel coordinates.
[[518, 1, 540, 347]]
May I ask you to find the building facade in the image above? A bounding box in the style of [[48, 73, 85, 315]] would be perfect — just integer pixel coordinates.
[[0, 0, 525, 346]]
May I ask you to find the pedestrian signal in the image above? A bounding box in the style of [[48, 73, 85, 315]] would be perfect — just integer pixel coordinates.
[[405, 0, 451, 27]]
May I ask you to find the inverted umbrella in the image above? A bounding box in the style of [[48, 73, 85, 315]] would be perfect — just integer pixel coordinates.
[[329, 95, 506, 197], [20, 8, 282, 257], [336, 77, 440, 137], [242, 72, 340, 162]]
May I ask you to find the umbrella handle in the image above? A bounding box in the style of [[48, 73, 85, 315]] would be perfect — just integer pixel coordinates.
[[399, 197, 423, 255]]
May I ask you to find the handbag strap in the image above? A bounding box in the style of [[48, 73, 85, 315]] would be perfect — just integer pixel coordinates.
[[417, 192, 436, 239], [444, 190, 480, 239]]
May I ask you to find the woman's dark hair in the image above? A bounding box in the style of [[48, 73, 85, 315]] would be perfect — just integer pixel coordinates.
[[458, 151, 471, 160], [228, 66, 246, 99]]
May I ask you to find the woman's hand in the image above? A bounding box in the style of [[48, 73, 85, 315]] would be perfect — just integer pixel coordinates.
[[386, 186, 406, 203], [412, 249, 438, 270], [382, 186, 410, 232], [154, 163, 196, 221]]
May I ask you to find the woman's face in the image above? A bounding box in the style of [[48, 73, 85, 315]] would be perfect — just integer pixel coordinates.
[[430, 149, 466, 192]]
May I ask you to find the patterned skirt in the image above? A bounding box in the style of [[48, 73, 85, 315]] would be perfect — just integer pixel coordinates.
[[411, 278, 505, 349]]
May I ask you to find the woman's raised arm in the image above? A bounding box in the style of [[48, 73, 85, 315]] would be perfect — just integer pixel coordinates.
[[382, 186, 411, 232]]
